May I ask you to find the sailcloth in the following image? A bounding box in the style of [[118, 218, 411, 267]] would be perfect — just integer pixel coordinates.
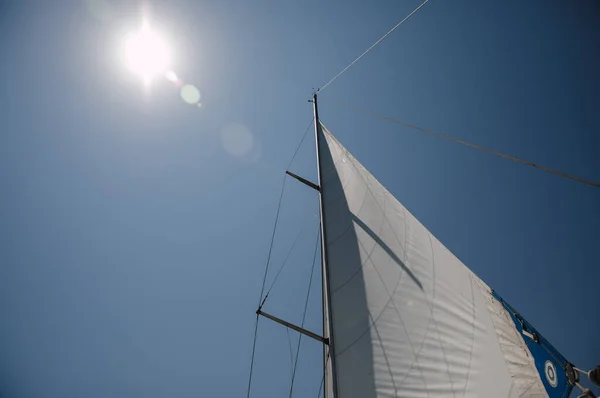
[[318, 122, 572, 398]]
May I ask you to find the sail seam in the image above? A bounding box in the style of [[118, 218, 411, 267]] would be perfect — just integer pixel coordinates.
[[325, 124, 468, 397], [369, 311, 399, 395], [335, 230, 423, 357], [362, 236, 432, 397], [427, 231, 458, 398], [325, 172, 369, 249], [336, 132, 422, 290], [460, 275, 477, 397], [324, 128, 437, 393], [328, 127, 438, 395], [379, 196, 431, 397], [326, 149, 370, 293]]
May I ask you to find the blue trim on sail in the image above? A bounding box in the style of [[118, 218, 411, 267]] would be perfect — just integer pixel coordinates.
[[491, 291, 573, 398]]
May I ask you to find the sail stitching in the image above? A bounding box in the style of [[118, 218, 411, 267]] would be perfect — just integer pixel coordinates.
[[330, 140, 437, 396], [326, 129, 437, 377], [369, 311, 399, 395], [324, 127, 413, 273], [323, 135, 372, 292], [334, 200, 425, 357], [322, 150, 354, 207], [402, 204, 408, 264], [427, 231, 458, 398], [326, 125, 471, 396], [336, 132, 422, 291], [460, 274, 477, 397], [324, 163, 368, 249], [354, 192, 404, 394], [327, 192, 371, 294], [359, 224, 432, 396], [378, 196, 431, 397], [387, 230, 436, 394], [325, 126, 442, 397]]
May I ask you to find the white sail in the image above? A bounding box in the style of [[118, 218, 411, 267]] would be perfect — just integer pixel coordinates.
[[318, 122, 566, 398]]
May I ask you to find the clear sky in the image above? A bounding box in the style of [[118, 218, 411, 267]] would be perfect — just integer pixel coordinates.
[[1, 1, 598, 397]]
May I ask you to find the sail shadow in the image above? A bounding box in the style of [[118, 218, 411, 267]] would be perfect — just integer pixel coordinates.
[[351, 214, 423, 291], [319, 127, 377, 398]]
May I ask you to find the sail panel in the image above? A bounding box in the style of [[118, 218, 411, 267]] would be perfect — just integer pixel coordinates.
[[318, 122, 571, 398]]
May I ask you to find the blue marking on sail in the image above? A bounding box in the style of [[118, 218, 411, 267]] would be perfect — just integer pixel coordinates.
[[492, 291, 573, 398]]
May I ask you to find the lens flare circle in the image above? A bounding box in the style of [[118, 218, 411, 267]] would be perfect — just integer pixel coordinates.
[[221, 123, 253, 157], [180, 84, 201, 105]]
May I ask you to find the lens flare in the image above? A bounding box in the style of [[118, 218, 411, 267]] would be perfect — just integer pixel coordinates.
[[124, 23, 170, 84], [165, 70, 178, 82], [221, 123, 254, 157], [180, 84, 201, 105]]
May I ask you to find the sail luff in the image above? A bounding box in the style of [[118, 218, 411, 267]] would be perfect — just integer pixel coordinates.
[[313, 93, 338, 398]]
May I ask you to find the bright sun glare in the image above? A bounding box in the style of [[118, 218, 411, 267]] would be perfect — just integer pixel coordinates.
[[124, 23, 170, 85]]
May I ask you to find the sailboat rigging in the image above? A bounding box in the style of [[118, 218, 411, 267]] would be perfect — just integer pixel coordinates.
[[247, 2, 598, 397], [248, 92, 599, 398]]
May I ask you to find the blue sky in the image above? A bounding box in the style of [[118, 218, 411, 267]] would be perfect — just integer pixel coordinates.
[[0, 0, 598, 397]]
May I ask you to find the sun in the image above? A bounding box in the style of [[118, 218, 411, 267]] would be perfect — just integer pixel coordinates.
[[124, 23, 170, 85]]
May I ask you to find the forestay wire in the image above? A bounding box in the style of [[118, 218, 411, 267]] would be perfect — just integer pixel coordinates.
[[246, 117, 319, 398], [289, 227, 321, 398], [288, 118, 315, 170], [260, 217, 313, 308], [318, 0, 430, 93], [316, 354, 330, 398], [286, 328, 295, 379], [333, 101, 600, 189], [246, 172, 286, 398]]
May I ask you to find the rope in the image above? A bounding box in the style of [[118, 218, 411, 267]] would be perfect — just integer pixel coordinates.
[[289, 227, 321, 398], [318, 0, 430, 93], [246, 118, 320, 398], [259, 116, 317, 308], [246, 314, 260, 398], [288, 118, 315, 170], [333, 101, 600, 189], [257, 176, 288, 308], [316, 354, 330, 398], [286, 328, 295, 379], [260, 219, 312, 308], [247, 173, 288, 398], [258, 117, 315, 309]]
